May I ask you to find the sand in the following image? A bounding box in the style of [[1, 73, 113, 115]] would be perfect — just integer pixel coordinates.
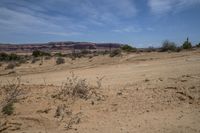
[[0, 50, 200, 133]]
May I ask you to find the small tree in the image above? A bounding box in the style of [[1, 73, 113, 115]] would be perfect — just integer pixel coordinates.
[[161, 40, 177, 52], [182, 37, 192, 49]]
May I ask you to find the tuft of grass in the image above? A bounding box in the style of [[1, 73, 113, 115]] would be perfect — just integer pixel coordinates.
[[2, 102, 14, 115]]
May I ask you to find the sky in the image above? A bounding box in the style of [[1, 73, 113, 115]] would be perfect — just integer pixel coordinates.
[[0, 0, 200, 47]]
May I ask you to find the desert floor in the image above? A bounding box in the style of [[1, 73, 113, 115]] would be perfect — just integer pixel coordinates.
[[0, 50, 200, 133]]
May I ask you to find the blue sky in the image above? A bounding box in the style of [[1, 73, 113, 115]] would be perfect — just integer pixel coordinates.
[[0, 0, 200, 47]]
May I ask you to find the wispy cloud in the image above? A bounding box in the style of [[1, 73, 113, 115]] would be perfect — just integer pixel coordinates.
[[0, 0, 138, 37], [113, 26, 142, 33], [146, 27, 155, 31], [0, 7, 80, 35], [148, 0, 200, 15], [42, 31, 81, 36]]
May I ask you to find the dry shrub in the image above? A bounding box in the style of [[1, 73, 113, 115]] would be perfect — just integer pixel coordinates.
[[51, 73, 105, 130], [31, 57, 40, 64], [65, 112, 83, 130], [56, 57, 65, 65], [110, 49, 121, 57], [5, 62, 16, 69], [0, 77, 26, 115], [44, 56, 51, 60], [53, 72, 105, 103]]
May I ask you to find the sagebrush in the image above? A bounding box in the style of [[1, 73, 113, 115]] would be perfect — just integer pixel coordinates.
[[0, 77, 26, 115], [53, 72, 105, 103]]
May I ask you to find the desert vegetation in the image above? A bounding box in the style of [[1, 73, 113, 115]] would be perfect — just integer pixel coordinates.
[[0, 77, 26, 116], [52, 72, 105, 102], [182, 38, 192, 49], [0, 53, 21, 62], [5, 62, 17, 70], [0, 38, 199, 67], [121, 45, 137, 52], [160, 40, 178, 52], [32, 50, 51, 57], [109, 49, 122, 57], [56, 57, 65, 65]]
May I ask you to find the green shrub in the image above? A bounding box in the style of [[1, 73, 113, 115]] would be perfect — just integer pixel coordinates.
[[32, 50, 41, 57], [56, 57, 65, 65], [182, 42, 192, 49], [8, 53, 20, 61], [32, 50, 51, 57], [161, 40, 177, 52], [110, 49, 121, 57], [121, 45, 137, 52], [0, 53, 21, 61], [2, 102, 14, 115], [0, 52, 8, 61]]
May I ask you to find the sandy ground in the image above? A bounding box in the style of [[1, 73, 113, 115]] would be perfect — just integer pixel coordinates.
[[0, 50, 200, 133]]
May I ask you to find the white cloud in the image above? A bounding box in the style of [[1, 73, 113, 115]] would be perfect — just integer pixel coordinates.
[[0, 7, 84, 35], [42, 31, 80, 36], [63, 0, 138, 26], [148, 0, 200, 14], [113, 26, 142, 33], [0, 0, 138, 36]]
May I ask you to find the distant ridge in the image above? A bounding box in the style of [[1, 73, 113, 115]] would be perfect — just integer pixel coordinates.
[[0, 41, 124, 52]]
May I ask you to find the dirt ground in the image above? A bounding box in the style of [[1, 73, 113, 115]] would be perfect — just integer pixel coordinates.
[[0, 50, 200, 133]]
